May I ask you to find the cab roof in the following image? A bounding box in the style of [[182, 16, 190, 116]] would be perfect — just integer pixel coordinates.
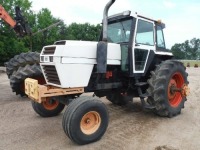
[[108, 10, 166, 28]]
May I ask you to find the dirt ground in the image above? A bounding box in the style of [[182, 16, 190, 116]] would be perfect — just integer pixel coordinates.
[[0, 68, 199, 150]]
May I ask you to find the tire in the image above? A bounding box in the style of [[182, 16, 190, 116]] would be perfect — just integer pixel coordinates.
[[62, 96, 109, 145], [5, 52, 40, 78], [10, 64, 45, 96], [32, 97, 65, 117], [106, 92, 127, 106], [147, 60, 189, 117]]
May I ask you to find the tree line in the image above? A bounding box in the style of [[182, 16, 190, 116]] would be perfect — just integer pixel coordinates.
[[0, 0, 101, 65], [171, 38, 200, 60], [0, 0, 199, 65]]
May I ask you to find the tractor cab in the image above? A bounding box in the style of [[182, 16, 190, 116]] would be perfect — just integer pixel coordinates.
[[106, 11, 169, 75]]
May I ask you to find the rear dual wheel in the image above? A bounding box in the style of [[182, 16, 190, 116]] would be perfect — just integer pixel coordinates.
[[5, 52, 45, 96], [62, 96, 109, 145], [5, 52, 40, 78], [10, 64, 45, 96]]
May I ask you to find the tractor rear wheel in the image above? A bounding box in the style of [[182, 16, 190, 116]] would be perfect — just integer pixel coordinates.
[[147, 60, 189, 117], [10, 64, 45, 96], [5, 52, 40, 78], [31, 97, 65, 117], [62, 96, 109, 145], [5, 51, 45, 97]]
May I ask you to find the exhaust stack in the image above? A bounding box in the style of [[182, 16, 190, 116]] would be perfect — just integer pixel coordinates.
[[102, 0, 115, 42], [97, 0, 115, 73]]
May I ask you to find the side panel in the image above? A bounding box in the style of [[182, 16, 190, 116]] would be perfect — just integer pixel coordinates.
[[56, 63, 94, 88], [41, 63, 94, 88]]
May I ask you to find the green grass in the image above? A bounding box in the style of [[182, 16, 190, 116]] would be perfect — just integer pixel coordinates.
[[180, 60, 200, 67]]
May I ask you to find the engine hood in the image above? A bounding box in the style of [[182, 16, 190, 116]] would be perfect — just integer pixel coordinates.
[[41, 40, 121, 61]]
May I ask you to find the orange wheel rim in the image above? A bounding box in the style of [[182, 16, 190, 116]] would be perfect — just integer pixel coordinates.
[[42, 98, 59, 110], [168, 72, 184, 107], [80, 111, 101, 135]]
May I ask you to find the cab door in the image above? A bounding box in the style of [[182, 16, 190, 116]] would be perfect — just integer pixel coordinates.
[[132, 18, 155, 74]]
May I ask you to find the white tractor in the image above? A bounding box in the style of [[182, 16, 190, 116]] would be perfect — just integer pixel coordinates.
[[25, 0, 189, 145]]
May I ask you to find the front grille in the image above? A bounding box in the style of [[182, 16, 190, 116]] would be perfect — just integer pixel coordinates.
[[41, 56, 44, 62], [43, 65, 61, 85], [42, 46, 56, 55], [49, 56, 53, 62], [40, 56, 53, 62]]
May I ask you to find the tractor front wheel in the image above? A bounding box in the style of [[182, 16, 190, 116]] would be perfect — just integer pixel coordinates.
[[31, 97, 65, 117], [62, 96, 109, 145]]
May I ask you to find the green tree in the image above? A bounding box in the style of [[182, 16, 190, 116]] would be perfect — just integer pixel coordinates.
[[0, 0, 102, 65], [0, 0, 32, 65], [171, 43, 185, 59], [171, 38, 200, 60], [66, 23, 101, 41], [189, 38, 200, 60], [29, 8, 66, 52]]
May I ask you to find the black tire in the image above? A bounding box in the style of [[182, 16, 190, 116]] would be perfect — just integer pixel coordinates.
[[106, 92, 127, 106], [147, 60, 189, 117], [10, 64, 45, 96], [5, 52, 40, 78], [62, 96, 109, 145], [31, 97, 65, 117]]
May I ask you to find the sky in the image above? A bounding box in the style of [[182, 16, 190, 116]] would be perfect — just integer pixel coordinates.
[[31, 0, 200, 48]]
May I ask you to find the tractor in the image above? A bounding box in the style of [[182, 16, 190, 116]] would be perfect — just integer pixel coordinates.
[[25, 0, 189, 145]]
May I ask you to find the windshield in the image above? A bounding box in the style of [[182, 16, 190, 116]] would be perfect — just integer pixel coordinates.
[[107, 19, 132, 43]]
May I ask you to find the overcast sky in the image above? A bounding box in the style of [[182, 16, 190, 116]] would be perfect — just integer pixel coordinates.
[[31, 0, 200, 48]]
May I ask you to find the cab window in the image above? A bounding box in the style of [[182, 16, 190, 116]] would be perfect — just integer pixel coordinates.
[[107, 19, 132, 43], [156, 25, 166, 48], [136, 20, 154, 46]]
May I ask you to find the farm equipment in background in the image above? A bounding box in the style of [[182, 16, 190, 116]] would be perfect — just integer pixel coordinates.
[[0, 4, 62, 96], [0, 4, 31, 37], [25, 0, 190, 145]]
